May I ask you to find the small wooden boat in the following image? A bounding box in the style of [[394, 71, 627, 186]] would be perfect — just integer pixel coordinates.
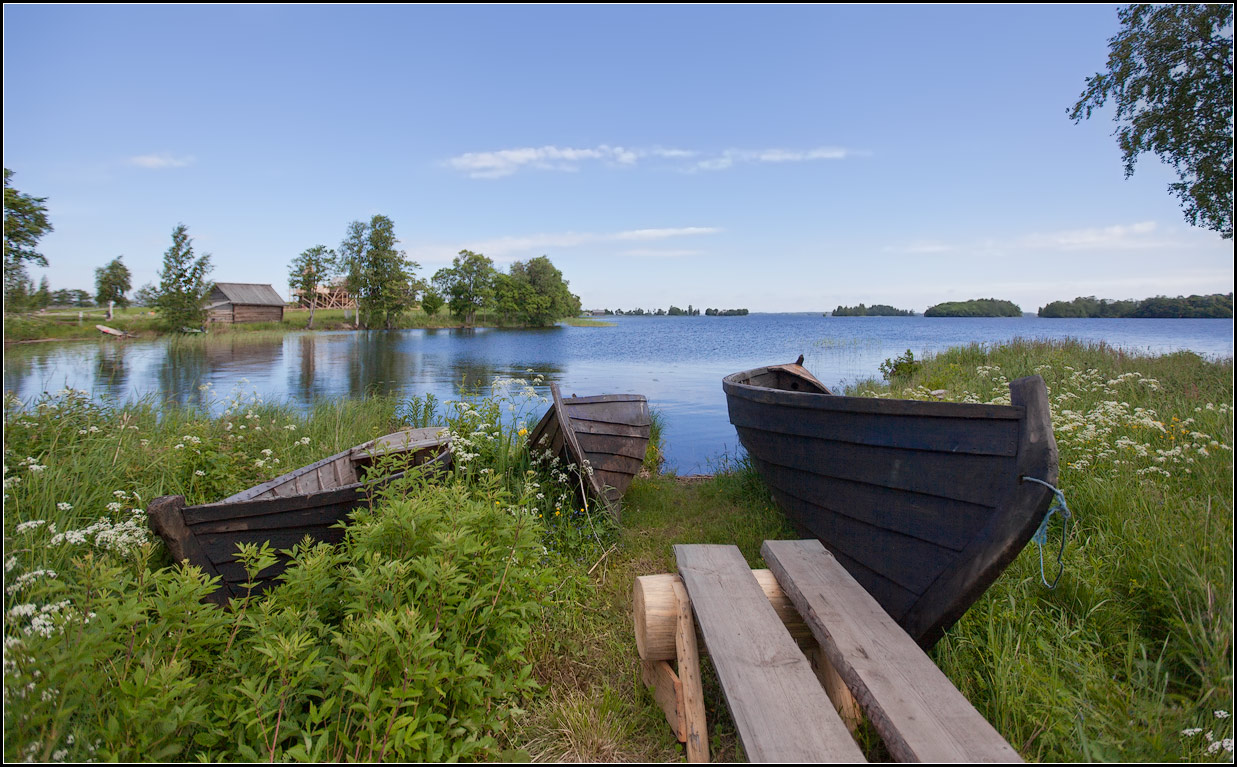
[[527, 384, 651, 519], [148, 427, 450, 604], [96, 324, 135, 338], [723, 357, 1059, 648]]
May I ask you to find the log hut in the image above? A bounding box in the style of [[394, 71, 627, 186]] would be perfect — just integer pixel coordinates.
[[205, 283, 287, 324]]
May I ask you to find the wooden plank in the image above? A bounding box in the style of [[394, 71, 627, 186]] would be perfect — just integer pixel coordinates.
[[762, 539, 1022, 763], [641, 660, 685, 742], [675, 544, 865, 763], [735, 426, 1014, 508], [727, 396, 1020, 457], [755, 462, 993, 550], [672, 579, 708, 762]]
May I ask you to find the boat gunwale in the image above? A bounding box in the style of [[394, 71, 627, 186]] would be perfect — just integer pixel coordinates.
[[723, 365, 1024, 420], [220, 426, 448, 503]]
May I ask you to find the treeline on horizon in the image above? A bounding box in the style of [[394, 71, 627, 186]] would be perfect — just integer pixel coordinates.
[[596, 305, 748, 316], [830, 303, 915, 316], [1038, 292, 1233, 319]]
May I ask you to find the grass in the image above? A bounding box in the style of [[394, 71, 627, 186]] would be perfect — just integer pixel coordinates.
[[3, 338, 1233, 761], [3, 306, 611, 343]]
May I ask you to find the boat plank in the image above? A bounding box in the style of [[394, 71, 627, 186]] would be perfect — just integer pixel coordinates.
[[755, 462, 992, 550], [729, 381, 1023, 420], [574, 432, 649, 460], [183, 486, 364, 524], [200, 525, 348, 565], [674, 544, 865, 763], [736, 426, 1014, 508], [728, 396, 1019, 456], [758, 480, 958, 596], [763, 540, 1022, 762], [564, 419, 651, 439], [189, 505, 358, 534]]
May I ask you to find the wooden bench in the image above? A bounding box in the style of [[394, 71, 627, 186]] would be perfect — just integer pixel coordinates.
[[634, 540, 1021, 762]]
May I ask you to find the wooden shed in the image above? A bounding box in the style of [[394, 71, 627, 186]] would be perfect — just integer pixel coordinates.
[[206, 283, 287, 324]]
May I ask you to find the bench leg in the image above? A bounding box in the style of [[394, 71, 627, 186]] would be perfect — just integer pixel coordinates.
[[673, 580, 708, 762]]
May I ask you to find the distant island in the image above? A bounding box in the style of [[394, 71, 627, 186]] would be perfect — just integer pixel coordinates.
[[1038, 293, 1233, 319], [829, 303, 915, 317], [924, 298, 1022, 317]]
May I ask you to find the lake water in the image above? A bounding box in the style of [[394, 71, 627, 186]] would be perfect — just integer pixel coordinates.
[[5, 315, 1232, 472]]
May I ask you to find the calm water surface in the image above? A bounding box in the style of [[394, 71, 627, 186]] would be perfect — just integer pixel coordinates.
[[5, 315, 1232, 472]]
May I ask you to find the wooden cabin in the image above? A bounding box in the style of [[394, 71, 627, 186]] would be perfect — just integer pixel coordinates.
[[205, 283, 287, 324]]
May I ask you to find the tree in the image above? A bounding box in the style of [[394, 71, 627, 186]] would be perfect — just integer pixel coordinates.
[[432, 250, 496, 326], [505, 256, 580, 326], [95, 256, 132, 308], [155, 224, 213, 332], [1070, 5, 1234, 239], [32, 277, 51, 310], [3, 168, 54, 308], [133, 282, 158, 307], [288, 245, 337, 329], [420, 288, 444, 317], [338, 216, 420, 329]]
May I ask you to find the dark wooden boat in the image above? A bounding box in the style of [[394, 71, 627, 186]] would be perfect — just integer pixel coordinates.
[[148, 427, 450, 604], [528, 384, 651, 519], [723, 357, 1059, 648]]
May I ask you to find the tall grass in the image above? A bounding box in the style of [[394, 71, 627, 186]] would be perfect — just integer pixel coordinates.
[[855, 339, 1234, 761]]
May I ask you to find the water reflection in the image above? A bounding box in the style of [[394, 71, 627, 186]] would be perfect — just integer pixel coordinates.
[[95, 343, 130, 397]]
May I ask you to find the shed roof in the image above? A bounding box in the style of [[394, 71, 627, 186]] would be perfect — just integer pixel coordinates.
[[212, 283, 286, 306]]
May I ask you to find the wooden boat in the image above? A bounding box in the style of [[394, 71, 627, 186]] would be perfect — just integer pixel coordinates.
[[722, 357, 1059, 648], [148, 427, 450, 604], [527, 384, 651, 519], [96, 324, 135, 338]]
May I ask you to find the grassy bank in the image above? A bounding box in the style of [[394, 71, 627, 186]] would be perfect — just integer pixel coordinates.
[[3, 307, 608, 344], [3, 339, 1233, 761]]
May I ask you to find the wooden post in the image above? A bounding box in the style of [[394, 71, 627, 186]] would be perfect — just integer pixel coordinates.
[[672, 579, 708, 762]]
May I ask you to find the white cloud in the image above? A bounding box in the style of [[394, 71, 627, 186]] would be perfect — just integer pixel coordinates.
[[128, 153, 195, 169], [444, 144, 856, 177], [1015, 221, 1163, 250], [408, 225, 722, 265], [619, 248, 705, 258]]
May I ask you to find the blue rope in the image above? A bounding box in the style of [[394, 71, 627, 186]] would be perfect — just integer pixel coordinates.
[[1022, 476, 1071, 589]]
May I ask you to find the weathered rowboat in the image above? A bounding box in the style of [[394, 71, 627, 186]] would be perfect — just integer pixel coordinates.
[[148, 427, 450, 604], [723, 357, 1059, 648], [527, 384, 651, 519]]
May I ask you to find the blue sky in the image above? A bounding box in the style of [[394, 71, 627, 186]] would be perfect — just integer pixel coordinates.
[[4, 4, 1232, 313]]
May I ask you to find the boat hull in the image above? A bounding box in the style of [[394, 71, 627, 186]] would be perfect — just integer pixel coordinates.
[[528, 385, 651, 519], [148, 427, 450, 604], [723, 361, 1058, 647]]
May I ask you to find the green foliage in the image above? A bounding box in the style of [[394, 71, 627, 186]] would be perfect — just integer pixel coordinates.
[[433, 250, 497, 326], [704, 307, 749, 316], [924, 298, 1023, 317], [94, 257, 132, 308], [1, 380, 601, 762], [3, 168, 54, 308], [832, 303, 914, 316], [287, 245, 337, 329], [419, 288, 444, 317], [878, 349, 921, 381], [1039, 293, 1233, 318], [1071, 4, 1234, 239], [154, 224, 213, 332], [339, 217, 420, 330], [132, 283, 158, 307]]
